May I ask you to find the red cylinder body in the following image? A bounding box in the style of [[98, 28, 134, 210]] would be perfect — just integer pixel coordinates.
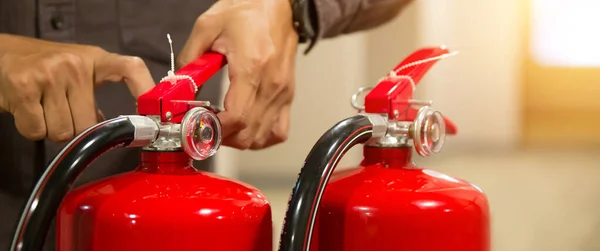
[[312, 146, 490, 251], [56, 151, 272, 251]]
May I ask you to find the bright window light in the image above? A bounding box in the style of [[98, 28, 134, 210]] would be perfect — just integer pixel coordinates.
[[531, 0, 600, 67]]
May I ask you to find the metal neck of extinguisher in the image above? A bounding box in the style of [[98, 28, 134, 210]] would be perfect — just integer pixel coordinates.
[[278, 46, 459, 251], [10, 38, 227, 251], [353, 90, 447, 156]]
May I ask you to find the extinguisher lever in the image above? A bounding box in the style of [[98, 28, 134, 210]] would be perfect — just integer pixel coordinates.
[[137, 52, 226, 123], [10, 116, 159, 251], [362, 46, 458, 135], [347, 46, 461, 157], [278, 114, 387, 251], [136, 34, 227, 123]]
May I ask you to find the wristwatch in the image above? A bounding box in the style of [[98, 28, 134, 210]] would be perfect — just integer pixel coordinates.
[[291, 0, 319, 54]]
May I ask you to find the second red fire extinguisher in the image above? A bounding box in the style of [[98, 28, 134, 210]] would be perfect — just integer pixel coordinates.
[[278, 46, 490, 251], [10, 44, 490, 251]]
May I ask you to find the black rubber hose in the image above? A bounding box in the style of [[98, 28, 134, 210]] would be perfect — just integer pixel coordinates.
[[11, 116, 137, 251], [278, 114, 375, 251]]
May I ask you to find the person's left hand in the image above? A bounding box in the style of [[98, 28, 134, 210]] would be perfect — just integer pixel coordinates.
[[177, 0, 298, 150]]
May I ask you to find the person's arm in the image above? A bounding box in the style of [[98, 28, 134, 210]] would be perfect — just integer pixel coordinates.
[[315, 0, 412, 38]]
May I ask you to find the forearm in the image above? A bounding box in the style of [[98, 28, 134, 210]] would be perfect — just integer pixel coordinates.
[[314, 0, 412, 39]]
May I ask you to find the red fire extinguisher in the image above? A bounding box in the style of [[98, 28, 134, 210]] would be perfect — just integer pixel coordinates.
[[10, 44, 489, 251], [10, 48, 273, 251], [277, 46, 490, 251]]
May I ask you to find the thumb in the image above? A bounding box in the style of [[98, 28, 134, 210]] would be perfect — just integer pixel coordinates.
[[177, 12, 226, 68], [94, 53, 155, 97]]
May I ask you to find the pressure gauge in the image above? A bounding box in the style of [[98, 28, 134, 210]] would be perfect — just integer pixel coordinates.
[[180, 107, 222, 160], [412, 106, 446, 157]]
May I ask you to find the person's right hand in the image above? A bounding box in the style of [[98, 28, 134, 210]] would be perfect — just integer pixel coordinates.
[[0, 42, 155, 142]]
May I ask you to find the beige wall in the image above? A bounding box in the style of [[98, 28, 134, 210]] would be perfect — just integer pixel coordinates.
[[416, 0, 524, 152], [214, 0, 524, 178]]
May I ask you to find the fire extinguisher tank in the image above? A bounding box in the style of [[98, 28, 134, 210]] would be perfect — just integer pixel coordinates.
[[312, 147, 490, 251], [57, 151, 272, 251]]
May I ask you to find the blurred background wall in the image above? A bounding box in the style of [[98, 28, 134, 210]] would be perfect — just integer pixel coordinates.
[[213, 0, 600, 250]]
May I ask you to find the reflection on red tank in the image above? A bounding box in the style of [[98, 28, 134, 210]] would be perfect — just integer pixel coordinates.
[[312, 147, 490, 251], [57, 151, 272, 251]]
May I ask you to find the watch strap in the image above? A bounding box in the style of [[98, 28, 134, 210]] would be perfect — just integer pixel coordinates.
[[291, 0, 319, 54]]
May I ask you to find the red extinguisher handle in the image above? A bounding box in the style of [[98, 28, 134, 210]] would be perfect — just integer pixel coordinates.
[[137, 52, 227, 123], [278, 114, 386, 251], [364, 46, 458, 135]]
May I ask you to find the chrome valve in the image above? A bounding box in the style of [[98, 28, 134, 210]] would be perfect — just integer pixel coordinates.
[[140, 105, 222, 160], [351, 87, 447, 157], [375, 104, 446, 157]]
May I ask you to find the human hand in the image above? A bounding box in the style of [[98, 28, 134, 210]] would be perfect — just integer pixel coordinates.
[[177, 0, 298, 150], [0, 39, 154, 142]]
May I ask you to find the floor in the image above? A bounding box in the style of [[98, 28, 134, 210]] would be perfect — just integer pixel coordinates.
[[243, 148, 600, 251]]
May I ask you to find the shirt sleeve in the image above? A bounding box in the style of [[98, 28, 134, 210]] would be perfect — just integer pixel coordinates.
[[313, 0, 413, 39]]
